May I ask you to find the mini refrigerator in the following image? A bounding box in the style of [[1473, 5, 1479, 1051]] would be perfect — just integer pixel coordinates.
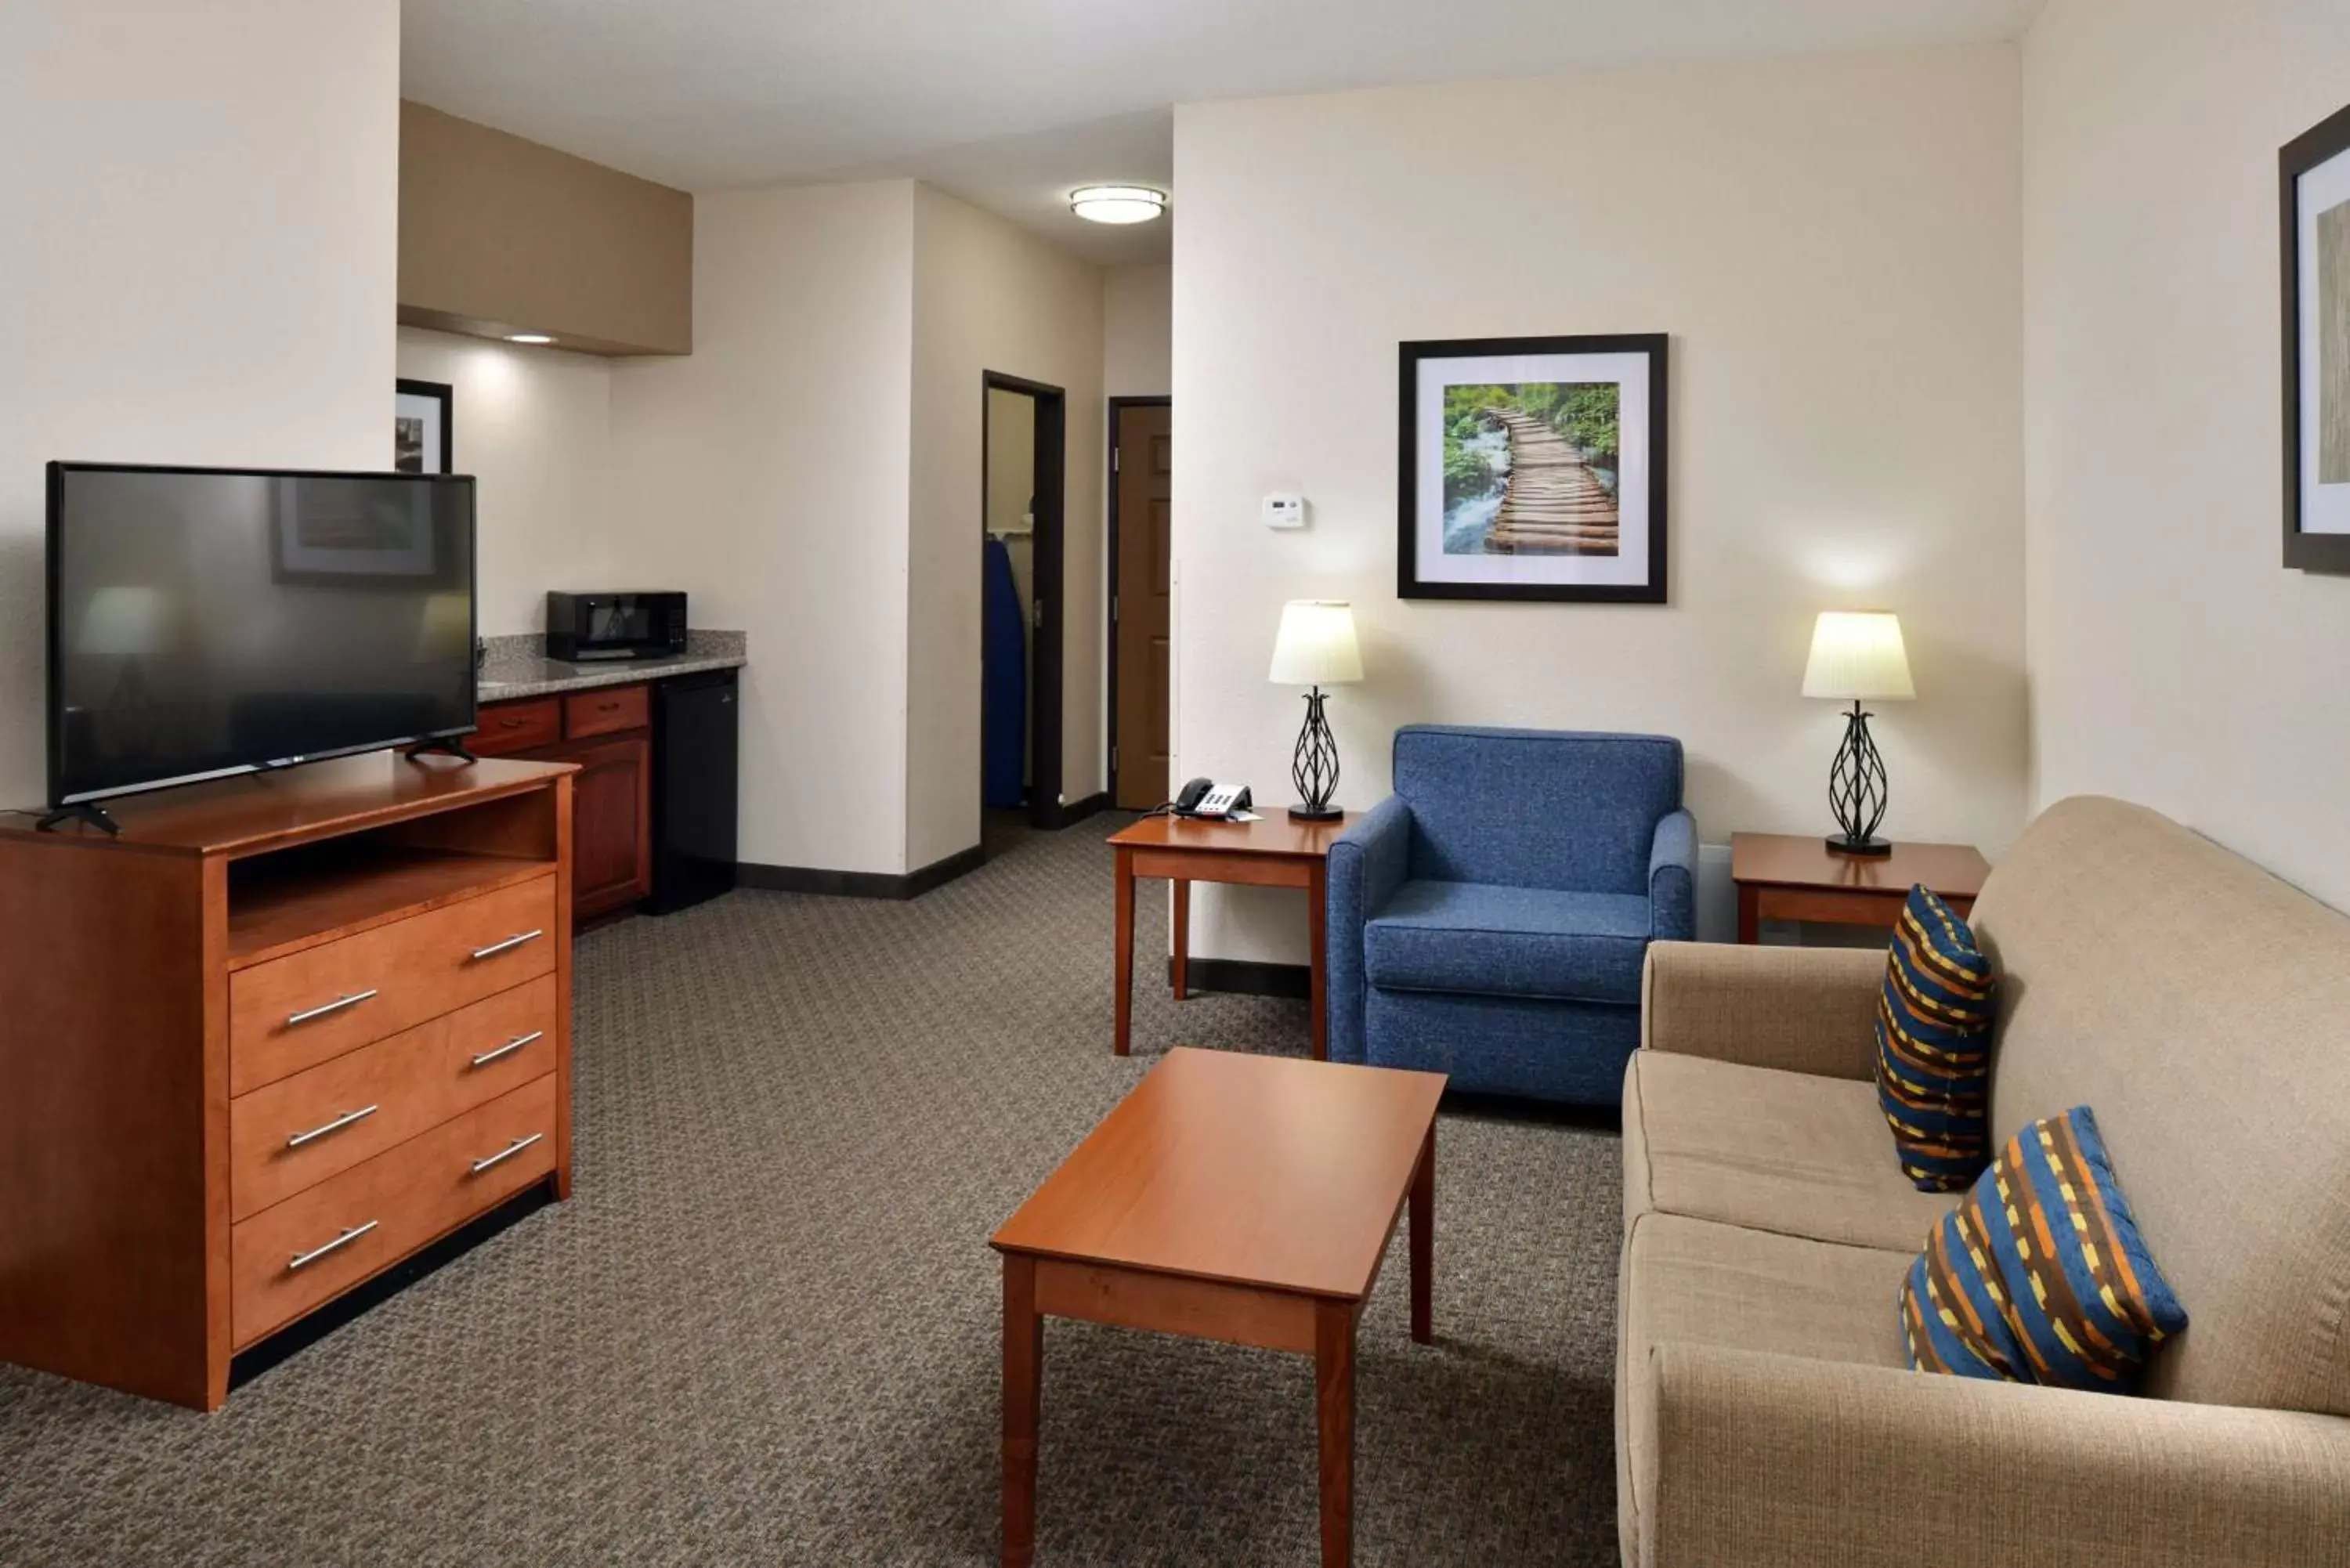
[[647, 668, 739, 913]]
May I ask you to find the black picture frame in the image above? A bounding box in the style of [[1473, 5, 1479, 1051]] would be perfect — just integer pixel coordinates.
[[394, 377, 454, 476], [1397, 333, 1668, 603], [2282, 101, 2350, 574]]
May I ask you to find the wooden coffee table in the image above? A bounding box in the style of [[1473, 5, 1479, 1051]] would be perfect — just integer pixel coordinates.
[[1108, 813, 1354, 1060], [990, 1047, 1447, 1566]]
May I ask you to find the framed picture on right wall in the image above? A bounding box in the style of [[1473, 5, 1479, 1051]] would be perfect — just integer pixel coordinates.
[[2283, 100, 2350, 573]]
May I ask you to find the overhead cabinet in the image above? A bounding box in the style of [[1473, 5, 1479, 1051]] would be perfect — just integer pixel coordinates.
[[398, 100, 692, 357]]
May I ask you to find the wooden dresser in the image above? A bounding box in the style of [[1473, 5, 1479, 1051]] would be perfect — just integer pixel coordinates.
[[0, 755, 575, 1409]]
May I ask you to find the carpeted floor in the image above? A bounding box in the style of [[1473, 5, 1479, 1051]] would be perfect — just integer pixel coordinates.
[[0, 815, 1624, 1566]]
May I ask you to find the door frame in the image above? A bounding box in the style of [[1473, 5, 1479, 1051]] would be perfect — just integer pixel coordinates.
[[1104, 395, 1172, 811], [982, 371, 1068, 830]]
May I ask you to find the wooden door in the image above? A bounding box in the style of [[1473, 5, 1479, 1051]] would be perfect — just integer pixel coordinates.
[[1112, 402, 1173, 809], [563, 733, 651, 917]]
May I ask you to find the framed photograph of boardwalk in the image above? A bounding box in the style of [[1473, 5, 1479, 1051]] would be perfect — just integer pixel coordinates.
[[1398, 334, 1668, 602], [2284, 102, 2350, 573]]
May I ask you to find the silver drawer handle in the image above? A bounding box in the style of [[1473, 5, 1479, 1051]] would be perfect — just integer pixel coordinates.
[[469, 930, 544, 961], [469, 1030, 544, 1069], [470, 1133, 545, 1175], [285, 1104, 380, 1149], [286, 988, 378, 1027], [287, 1220, 379, 1272]]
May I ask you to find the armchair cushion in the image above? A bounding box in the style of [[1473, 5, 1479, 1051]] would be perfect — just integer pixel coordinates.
[[1393, 725, 1683, 893], [1362, 880, 1651, 1004]]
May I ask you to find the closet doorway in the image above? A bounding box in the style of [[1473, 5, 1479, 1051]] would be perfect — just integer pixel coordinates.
[[980, 373, 1066, 841]]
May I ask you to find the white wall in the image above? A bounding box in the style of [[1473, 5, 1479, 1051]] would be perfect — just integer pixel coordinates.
[[908, 186, 1104, 869], [1174, 48, 2026, 962], [0, 0, 399, 807], [2023, 0, 2350, 912], [607, 181, 916, 874], [396, 328, 614, 637], [1104, 263, 1173, 399]]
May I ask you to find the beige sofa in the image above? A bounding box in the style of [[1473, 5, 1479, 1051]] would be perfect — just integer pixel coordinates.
[[1616, 797, 2350, 1567]]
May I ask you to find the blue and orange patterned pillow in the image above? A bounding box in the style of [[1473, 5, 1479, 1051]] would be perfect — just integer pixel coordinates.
[[1900, 1105, 2188, 1391], [1876, 886, 1997, 1191]]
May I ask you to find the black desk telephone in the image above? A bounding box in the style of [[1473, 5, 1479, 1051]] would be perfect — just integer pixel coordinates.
[[1173, 778, 1253, 819]]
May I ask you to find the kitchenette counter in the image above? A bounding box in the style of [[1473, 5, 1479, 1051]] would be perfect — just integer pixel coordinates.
[[478, 630, 746, 701]]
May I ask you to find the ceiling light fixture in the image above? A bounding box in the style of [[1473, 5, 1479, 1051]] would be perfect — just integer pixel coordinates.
[[1069, 186, 1167, 226], [505, 332, 555, 345]]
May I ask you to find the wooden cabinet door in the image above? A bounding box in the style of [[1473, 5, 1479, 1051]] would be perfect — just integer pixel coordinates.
[[563, 734, 651, 918]]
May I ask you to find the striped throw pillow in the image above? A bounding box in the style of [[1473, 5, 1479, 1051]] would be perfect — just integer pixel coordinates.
[[1900, 1105, 2189, 1392], [1875, 886, 1996, 1191]]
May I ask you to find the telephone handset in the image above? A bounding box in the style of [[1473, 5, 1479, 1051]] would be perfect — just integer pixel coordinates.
[[1173, 777, 1253, 819]]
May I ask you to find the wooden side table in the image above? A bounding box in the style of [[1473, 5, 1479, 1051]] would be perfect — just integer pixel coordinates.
[[1108, 813, 1354, 1060], [1730, 832, 1990, 944]]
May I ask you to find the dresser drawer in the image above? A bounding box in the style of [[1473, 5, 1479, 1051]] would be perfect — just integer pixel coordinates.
[[564, 683, 649, 739], [230, 876, 559, 1096], [230, 974, 561, 1221], [231, 1075, 559, 1349], [472, 698, 562, 757]]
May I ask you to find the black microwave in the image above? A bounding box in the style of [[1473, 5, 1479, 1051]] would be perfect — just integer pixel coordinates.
[[544, 591, 689, 661]]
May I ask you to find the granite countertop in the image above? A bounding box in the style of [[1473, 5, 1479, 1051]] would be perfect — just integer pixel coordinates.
[[478, 630, 746, 701]]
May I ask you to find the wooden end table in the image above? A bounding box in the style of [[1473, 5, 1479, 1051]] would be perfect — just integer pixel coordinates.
[[1730, 832, 1991, 944], [1108, 813, 1354, 1060], [991, 1047, 1446, 1567]]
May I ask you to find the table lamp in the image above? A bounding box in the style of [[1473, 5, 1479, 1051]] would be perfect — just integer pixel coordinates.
[[1802, 610, 1914, 858], [1267, 600, 1362, 822]]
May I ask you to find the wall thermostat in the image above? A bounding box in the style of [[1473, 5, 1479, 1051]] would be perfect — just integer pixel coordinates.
[[1262, 493, 1307, 529]]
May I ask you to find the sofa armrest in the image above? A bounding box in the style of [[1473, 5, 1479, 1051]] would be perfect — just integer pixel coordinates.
[[1640, 940, 1883, 1080], [1638, 1343, 2350, 1568], [1325, 796, 1413, 1065], [1647, 810, 1697, 941]]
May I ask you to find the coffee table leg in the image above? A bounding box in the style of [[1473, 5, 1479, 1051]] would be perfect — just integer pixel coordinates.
[[1410, 1124, 1434, 1345], [1171, 879, 1190, 1001], [1114, 846, 1134, 1056], [1003, 1255, 1043, 1567], [1315, 1299, 1355, 1567]]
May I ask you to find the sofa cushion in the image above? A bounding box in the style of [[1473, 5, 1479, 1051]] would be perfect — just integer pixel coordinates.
[[1902, 1105, 2188, 1393], [1363, 879, 1650, 1003], [1969, 797, 2350, 1417], [1617, 1213, 1914, 1566], [1875, 886, 1996, 1192], [1624, 1051, 1958, 1252]]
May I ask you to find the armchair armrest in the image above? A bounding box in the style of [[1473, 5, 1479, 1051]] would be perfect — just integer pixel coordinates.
[[1637, 1342, 2350, 1568], [1325, 795, 1413, 1065], [1640, 940, 1884, 1080], [1647, 810, 1697, 940]]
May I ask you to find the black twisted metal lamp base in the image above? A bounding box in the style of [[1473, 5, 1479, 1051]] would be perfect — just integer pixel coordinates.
[[1826, 699, 1893, 857], [1289, 686, 1343, 822]]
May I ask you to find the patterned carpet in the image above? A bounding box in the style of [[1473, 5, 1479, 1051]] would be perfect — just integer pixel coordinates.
[[0, 815, 1624, 1566]]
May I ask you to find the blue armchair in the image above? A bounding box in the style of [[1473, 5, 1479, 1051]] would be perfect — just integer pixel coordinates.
[[1327, 726, 1696, 1104]]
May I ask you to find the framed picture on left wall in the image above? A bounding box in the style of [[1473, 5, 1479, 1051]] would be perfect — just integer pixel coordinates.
[[394, 378, 454, 475], [2283, 100, 2350, 573]]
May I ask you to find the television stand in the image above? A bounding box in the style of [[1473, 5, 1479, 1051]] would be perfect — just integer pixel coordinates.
[[404, 735, 480, 765], [34, 801, 121, 836]]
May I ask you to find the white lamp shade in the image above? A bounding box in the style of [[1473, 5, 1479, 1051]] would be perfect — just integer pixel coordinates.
[[1802, 611, 1914, 701], [1268, 600, 1363, 686]]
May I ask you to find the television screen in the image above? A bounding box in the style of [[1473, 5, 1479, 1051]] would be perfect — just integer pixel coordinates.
[[47, 464, 477, 807]]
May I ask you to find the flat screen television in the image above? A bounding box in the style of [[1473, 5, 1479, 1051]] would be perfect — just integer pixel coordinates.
[[46, 462, 477, 810]]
